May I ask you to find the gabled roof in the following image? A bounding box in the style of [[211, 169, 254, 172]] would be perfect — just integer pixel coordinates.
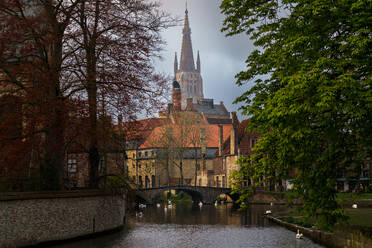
[[192, 103, 229, 117], [222, 119, 260, 155], [118, 118, 164, 142]]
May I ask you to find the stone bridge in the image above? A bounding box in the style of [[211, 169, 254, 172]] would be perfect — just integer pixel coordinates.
[[135, 186, 234, 204]]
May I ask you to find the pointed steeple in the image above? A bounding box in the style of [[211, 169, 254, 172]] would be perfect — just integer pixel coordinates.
[[179, 5, 195, 72], [196, 50, 200, 73], [174, 52, 178, 76]]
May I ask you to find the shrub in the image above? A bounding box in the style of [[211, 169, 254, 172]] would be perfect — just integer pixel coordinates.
[[366, 185, 372, 193]]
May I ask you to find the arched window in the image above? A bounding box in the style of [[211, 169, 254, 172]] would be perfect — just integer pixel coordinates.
[[145, 176, 150, 188], [138, 176, 143, 188], [152, 175, 156, 187]]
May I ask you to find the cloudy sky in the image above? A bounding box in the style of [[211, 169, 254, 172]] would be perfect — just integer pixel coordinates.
[[154, 0, 255, 120]]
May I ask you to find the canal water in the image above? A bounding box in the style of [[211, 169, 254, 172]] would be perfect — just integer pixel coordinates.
[[52, 202, 324, 248]]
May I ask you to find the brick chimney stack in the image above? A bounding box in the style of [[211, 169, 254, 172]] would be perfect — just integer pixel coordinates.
[[172, 80, 181, 111], [218, 125, 223, 156], [230, 112, 238, 155]]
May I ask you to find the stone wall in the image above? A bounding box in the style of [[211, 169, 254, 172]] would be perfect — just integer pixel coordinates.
[[267, 216, 372, 248], [0, 190, 126, 248]]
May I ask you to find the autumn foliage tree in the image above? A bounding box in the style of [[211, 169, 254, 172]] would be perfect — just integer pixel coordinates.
[[0, 0, 171, 190], [65, 0, 171, 188], [0, 0, 81, 190]]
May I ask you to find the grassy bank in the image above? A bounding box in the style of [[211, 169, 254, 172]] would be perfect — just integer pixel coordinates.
[[337, 193, 372, 201]]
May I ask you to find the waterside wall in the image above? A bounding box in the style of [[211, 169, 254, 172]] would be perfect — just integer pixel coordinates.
[[267, 216, 372, 248], [0, 190, 126, 248]]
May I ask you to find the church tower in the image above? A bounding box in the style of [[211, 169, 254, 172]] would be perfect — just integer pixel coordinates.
[[174, 6, 203, 109]]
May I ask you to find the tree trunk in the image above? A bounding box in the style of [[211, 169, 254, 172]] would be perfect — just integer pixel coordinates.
[[194, 147, 198, 186], [87, 69, 99, 188], [179, 158, 183, 186], [40, 32, 65, 190]]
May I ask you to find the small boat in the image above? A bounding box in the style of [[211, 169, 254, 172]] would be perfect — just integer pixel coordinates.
[[265, 210, 272, 214]]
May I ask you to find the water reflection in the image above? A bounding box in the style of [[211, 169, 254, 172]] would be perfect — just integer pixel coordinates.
[[135, 202, 281, 227], [51, 202, 325, 248]]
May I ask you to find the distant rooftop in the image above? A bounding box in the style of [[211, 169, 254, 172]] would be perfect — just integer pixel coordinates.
[[188, 98, 230, 118]]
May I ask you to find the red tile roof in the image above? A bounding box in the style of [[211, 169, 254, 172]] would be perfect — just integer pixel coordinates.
[[117, 118, 165, 142], [139, 123, 232, 149]]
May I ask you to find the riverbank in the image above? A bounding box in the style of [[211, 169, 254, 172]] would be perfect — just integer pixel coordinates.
[[0, 190, 126, 248], [266, 215, 372, 248], [50, 202, 324, 248]]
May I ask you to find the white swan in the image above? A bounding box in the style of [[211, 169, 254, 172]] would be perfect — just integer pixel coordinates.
[[214, 201, 218, 206], [296, 229, 303, 239], [265, 210, 272, 214], [198, 201, 203, 207], [352, 204, 357, 209], [156, 203, 161, 208]]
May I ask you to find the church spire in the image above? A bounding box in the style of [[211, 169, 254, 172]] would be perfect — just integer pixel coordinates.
[[174, 52, 178, 76], [179, 5, 195, 72], [196, 50, 200, 73]]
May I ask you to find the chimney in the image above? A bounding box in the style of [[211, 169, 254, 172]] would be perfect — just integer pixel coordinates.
[[172, 80, 181, 110], [167, 103, 173, 118], [218, 125, 223, 156], [230, 112, 238, 155]]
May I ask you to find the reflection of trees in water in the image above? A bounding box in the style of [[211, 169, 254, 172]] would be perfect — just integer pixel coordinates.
[[136, 203, 290, 227]]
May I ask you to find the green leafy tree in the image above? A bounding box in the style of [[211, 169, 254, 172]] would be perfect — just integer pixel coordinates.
[[221, 0, 372, 229]]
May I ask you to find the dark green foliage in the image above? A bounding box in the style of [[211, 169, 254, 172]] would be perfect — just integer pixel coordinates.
[[221, 0, 372, 228], [367, 186, 372, 193], [284, 216, 313, 228]]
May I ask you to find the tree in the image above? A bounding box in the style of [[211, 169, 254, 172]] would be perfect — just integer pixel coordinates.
[[148, 111, 205, 186], [0, 0, 172, 191], [187, 114, 203, 186], [0, 0, 81, 190], [221, 0, 372, 229], [66, 0, 171, 188]]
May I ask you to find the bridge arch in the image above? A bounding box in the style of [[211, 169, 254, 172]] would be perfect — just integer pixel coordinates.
[[150, 188, 203, 203], [135, 186, 232, 204]]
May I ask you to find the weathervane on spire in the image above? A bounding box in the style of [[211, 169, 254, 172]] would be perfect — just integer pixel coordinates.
[[185, 0, 188, 14]]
